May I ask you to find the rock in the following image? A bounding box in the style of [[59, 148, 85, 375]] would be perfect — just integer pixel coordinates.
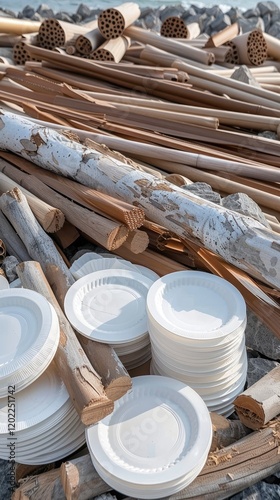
[[139, 7, 155, 19], [0, 460, 13, 499], [0, 8, 15, 18], [71, 13, 82, 23], [263, 12, 272, 30], [245, 309, 280, 361], [36, 4, 55, 18], [221, 192, 270, 227], [182, 13, 208, 31], [226, 7, 244, 23], [230, 65, 262, 87], [271, 11, 280, 23], [182, 182, 221, 204], [268, 21, 280, 37], [21, 5, 35, 18], [55, 12, 74, 23], [257, 1, 280, 16], [246, 357, 280, 387], [238, 17, 265, 33], [243, 7, 261, 18], [258, 130, 278, 140], [209, 14, 231, 33], [31, 13, 43, 21], [2, 256, 19, 282], [205, 5, 223, 18], [159, 6, 185, 23], [230, 481, 280, 499], [76, 3, 91, 20], [143, 12, 161, 30]]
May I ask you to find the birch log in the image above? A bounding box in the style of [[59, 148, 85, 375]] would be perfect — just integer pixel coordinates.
[[1, 111, 280, 289], [0, 210, 30, 262], [234, 366, 280, 430]]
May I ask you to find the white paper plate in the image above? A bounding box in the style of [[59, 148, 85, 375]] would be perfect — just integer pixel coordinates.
[[72, 257, 124, 280], [64, 269, 153, 343], [0, 362, 69, 433], [147, 271, 246, 340], [0, 289, 59, 380], [86, 375, 212, 486], [0, 275, 9, 290], [70, 251, 104, 276]]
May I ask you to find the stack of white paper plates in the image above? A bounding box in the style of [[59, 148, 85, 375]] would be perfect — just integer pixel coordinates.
[[147, 271, 247, 416], [86, 375, 212, 498], [0, 289, 60, 397], [65, 268, 156, 370], [0, 362, 85, 464]]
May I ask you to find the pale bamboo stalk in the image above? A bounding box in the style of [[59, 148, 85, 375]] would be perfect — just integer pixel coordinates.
[[263, 32, 280, 61], [98, 2, 141, 39], [124, 25, 215, 65], [92, 62, 180, 78], [5, 66, 65, 95], [205, 22, 240, 48], [232, 29, 268, 66], [75, 20, 104, 55], [0, 150, 145, 230], [38, 18, 90, 50], [234, 366, 280, 430], [90, 35, 130, 63], [0, 169, 65, 232], [17, 260, 114, 425], [0, 34, 21, 47], [12, 33, 39, 65], [120, 229, 149, 253], [0, 161, 129, 251], [0, 16, 41, 35], [0, 210, 30, 262], [204, 46, 232, 63]]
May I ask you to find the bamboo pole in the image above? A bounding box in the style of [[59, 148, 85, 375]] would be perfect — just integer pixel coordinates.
[[98, 2, 141, 39], [160, 17, 200, 40], [124, 25, 215, 65], [0, 169, 65, 232], [75, 20, 104, 55], [232, 29, 268, 66], [234, 366, 280, 430], [90, 35, 130, 63], [205, 22, 240, 48], [16, 260, 114, 425], [38, 19, 90, 50], [12, 33, 39, 65], [0, 16, 41, 35]]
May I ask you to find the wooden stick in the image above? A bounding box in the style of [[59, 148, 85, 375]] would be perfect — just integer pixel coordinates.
[[60, 454, 111, 500], [75, 21, 104, 55], [0, 161, 129, 251], [98, 2, 141, 39], [124, 25, 215, 65], [232, 29, 267, 66], [38, 18, 90, 50], [53, 221, 80, 249], [234, 366, 280, 430], [0, 210, 30, 262], [161, 17, 200, 40], [0, 16, 41, 35], [12, 468, 65, 500], [17, 260, 114, 425], [210, 412, 251, 452], [12, 33, 39, 65], [0, 169, 65, 232], [205, 22, 240, 48]]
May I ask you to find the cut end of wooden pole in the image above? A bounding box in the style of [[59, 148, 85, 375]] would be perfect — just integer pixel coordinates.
[[98, 2, 141, 39], [234, 394, 265, 430], [81, 398, 114, 426]]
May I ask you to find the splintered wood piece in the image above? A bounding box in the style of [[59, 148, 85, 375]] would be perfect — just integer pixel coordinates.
[[90, 35, 130, 63], [0, 210, 30, 262], [232, 29, 268, 66], [60, 454, 111, 500], [234, 366, 280, 430], [12, 468, 65, 500], [17, 260, 114, 425], [0, 169, 65, 233], [98, 2, 141, 39], [161, 17, 200, 40]]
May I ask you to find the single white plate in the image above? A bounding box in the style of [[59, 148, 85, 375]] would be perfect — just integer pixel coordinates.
[[0, 276, 9, 290], [86, 375, 212, 486], [0, 289, 59, 379], [64, 269, 153, 343], [146, 271, 246, 340]]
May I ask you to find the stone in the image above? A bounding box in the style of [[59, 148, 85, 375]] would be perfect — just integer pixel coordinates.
[[2, 256, 19, 282], [139, 7, 155, 19], [55, 12, 73, 23], [21, 5, 35, 18], [182, 182, 221, 204], [246, 357, 280, 387], [205, 6, 223, 18], [159, 6, 185, 23], [271, 11, 280, 23], [238, 17, 265, 32], [181, 7, 198, 19], [71, 13, 82, 23], [245, 308, 280, 361], [230, 65, 262, 88], [257, 1, 280, 16], [182, 13, 208, 31], [230, 481, 280, 499], [263, 12, 272, 30], [258, 130, 279, 140], [243, 7, 261, 18], [209, 14, 231, 33], [143, 12, 161, 30], [31, 13, 43, 21], [36, 4, 55, 18], [76, 3, 91, 20], [221, 192, 270, 227], [226, 7, 244, 23], [0, 8, 15, 17], [0, 460, 13, 499], [268, 21, 280, 37]]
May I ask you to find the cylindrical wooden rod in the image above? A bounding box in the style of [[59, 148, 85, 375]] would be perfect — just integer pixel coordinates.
[[98, 2, 141, 39], [90, 35, 130, 63]]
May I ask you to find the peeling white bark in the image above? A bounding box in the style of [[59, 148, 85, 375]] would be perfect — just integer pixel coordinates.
[[0, 110, 280, 289]]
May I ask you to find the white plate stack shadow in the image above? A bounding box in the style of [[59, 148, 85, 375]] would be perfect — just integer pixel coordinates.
[[86, 375, 212, 499], [0, 288, 85, 464], [147, 271, 248, 417], [67, 253, 159, 370]]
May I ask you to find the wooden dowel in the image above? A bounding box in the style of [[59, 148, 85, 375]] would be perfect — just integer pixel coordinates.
[[120, 229, 149, 254], [205, 22, 240, 48], [234, 366, 280, 430], [0, 16, 41, 35], [17, 260, 114, 425], [38, 18, 90, 50], [232, 29, 267, 66], [0, 169, 65, 232], [90, 36, 130, 63], [75, 21, 104, 55]]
